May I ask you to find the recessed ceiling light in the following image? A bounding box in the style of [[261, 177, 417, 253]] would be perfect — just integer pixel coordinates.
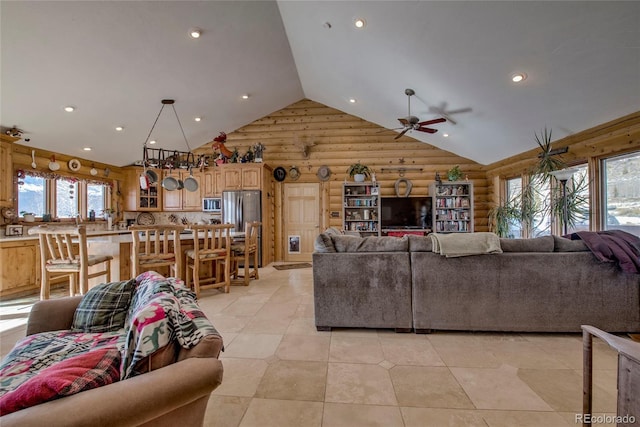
[[349, 98, 357, 104], [149, 140, 157, 145], [511, 72, 527, 83], [64, 106, 75, 112], [354, 18, 366, 29], [323, 22, 332, 29], [194, 117, 201, 122], [443, 133, 449, 138], [189, 28, 201, 39], [83, 147, 92, 151], [115, 126, 124, 132], [241, 94, 250, 100]]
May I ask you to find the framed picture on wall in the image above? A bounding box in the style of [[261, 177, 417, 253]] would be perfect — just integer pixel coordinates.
[[371, 186, 379, 195], [288, 235, 301, 253]]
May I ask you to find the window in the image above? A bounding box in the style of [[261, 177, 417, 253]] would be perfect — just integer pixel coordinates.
[[17, 175, 46, 217], [505, 177, 522, 238], [566, 164, 590, 234], [17, 173, 110, 221], [529, 174, 551, 237], [602, 151, 640, 236], [56, 179, 78, 218], [87, 184, 106, 217]]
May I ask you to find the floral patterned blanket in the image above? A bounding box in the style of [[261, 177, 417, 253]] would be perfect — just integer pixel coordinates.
[[0, 271, 220, 396]]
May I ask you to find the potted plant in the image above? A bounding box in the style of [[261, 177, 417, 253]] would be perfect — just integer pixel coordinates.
[[446, 165, 463, 181], [20, 211, 36, 222], [347, 162, 371, 182]]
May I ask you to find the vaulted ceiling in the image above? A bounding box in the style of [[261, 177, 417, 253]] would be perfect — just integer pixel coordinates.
[[2, 1, 639, 167]]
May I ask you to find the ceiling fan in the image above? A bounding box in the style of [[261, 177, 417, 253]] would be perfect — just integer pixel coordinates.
[[428, 102, 472, 125], [394, 89, 445, 140]]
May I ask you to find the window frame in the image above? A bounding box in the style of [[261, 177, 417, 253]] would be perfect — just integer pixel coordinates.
[[17, 172, 111, 222]]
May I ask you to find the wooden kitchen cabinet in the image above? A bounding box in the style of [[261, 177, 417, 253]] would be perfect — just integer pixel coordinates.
[[213, 170, 223, 196], [0, 239, 40, 297], [202, 170, 215, 198], [123, 167, 162, 211], [216, 164, 268, 191], [0, 135, 17, 208], [162, 170, 202, 211]]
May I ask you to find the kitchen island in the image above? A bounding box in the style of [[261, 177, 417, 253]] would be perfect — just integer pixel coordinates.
[[0, 228, 244, 298]]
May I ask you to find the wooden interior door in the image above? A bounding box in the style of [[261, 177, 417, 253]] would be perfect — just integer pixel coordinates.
[[283, 183, 319, 262]]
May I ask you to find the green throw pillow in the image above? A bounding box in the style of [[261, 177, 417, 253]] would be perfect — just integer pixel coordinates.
[[71, 279, 136, 333]]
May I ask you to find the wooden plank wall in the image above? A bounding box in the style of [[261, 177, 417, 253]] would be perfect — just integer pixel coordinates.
[[193, 99, 489, 234]]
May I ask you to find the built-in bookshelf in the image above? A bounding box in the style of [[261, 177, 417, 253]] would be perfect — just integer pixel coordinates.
[[343, 182, 381, 236], [430, 181, 474, 233]]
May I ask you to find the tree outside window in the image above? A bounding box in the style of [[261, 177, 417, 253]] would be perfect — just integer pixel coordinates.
[[603, 151, 640, 236]]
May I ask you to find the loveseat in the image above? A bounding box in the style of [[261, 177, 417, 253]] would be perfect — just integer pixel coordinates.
[[313, 233, 640, 333], [0, 271, 224, 426]]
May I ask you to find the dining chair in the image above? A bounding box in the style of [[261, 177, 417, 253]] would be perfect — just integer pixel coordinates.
[[230, 221, 260, 286], [185, 224, 234, 297], [130, 225, 184, 279], [29, 225, 113, 300]]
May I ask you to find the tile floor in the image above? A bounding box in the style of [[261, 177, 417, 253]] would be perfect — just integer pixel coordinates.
[[0, 265, 623, 427]]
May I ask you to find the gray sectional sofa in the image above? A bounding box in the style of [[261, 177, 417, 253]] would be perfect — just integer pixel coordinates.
[[312, 233, 640, 333]]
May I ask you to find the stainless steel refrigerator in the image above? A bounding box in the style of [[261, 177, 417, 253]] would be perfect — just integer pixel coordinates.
[[222, 190, 262, 266]]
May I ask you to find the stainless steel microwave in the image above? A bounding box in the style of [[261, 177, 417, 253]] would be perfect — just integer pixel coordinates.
[[202, 197, 222, 212]]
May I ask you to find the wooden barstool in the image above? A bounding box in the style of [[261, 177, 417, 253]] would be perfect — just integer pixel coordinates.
[[185, 224, 233, 297], [230, 221, 260, 286], [29, 225, 113, 300], [130, 225, 184, 278]]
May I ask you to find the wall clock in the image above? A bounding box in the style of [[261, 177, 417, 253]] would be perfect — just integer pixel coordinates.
[[68, 158, 82, 172]]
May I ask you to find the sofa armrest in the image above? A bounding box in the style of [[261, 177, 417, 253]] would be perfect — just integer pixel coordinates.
[[0, 357, 223, 427], [26, 296, 83, 336]]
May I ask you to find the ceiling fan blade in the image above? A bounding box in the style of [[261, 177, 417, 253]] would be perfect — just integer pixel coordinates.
[[416, 127, 438, 134], [446, 107, 473, 115], [398, 118, 409, 126], [394, 128, 410, 140], [418, 117, 446, 126]]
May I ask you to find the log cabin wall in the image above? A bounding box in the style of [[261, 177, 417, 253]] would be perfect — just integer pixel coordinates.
[[193, 99, 489, 249], [483, 111, 640, 229]]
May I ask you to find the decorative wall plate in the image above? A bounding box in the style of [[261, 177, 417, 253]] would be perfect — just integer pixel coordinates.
[[136, 212, 155, 225], [68, 158, 82, 172]]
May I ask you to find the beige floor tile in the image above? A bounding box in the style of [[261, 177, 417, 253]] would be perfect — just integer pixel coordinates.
[[489, 341, 573, 369], [222, 301, 265, 317], [213, 358, 268, 397], [379, 333, 445, 366], [481, 409, 571, 426], [285, 317, 327, 336], [294, 303, 314, 318], [208, 314, 253, 334], [390, 366, 475, 409], [323, 403, 404, 427], [518, 368, 616, 413], [428, 341, 501, 368], [276, 334, 330, 362], [400, 407, 487, 427], [238, 398, 323, 427], [450, 364, 553, 411], [325, 362, 398, 405], [330, 328, 379, 338], [222, 333, 283, 359], [203, 395, 251, 427], [241, 315, 293, 334], [255, 360, 327, 401], [254, 301, 301, 319], [329, 335, 384, 364]]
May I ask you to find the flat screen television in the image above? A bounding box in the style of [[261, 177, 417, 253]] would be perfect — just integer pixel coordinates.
[[380, 197, 432, 229]]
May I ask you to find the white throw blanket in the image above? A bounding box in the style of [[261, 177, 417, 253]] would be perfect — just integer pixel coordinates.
[[430, 232, 503, 257]]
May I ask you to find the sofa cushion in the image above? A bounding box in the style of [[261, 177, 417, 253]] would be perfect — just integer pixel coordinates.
[[553, 235, 589, 252], [408, 235, 433, 252], [0, 347, 120, 416], [314, 233, 336, 253], [499, 235, 554, 252], [71, 279, 136, 333], [331, 235, 409, 252]]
